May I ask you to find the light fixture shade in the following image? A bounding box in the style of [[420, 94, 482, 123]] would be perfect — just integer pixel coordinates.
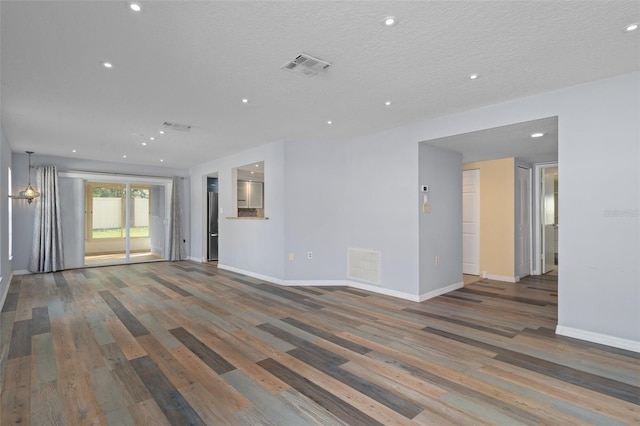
[[20, 184, 40, 203], [8, 151, 40, 204]]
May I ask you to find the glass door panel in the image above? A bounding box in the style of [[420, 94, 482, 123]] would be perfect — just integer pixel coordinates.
[[85, 183, 127, 265]]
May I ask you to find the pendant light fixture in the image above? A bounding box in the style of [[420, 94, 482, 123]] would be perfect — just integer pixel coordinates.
[[9, 151, 40, 204]]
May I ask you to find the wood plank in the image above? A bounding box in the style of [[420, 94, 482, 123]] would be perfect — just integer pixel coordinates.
[[3, 262, 640, 425], [129, 355, 205, 426], [1, 356, 31, 425], [168, 327, 236, 374], [30, 380, 66, 426], [128, 399, 171, 426]]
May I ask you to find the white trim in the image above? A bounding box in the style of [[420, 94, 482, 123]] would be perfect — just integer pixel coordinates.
[[486, 274, 520, 283], [556, 325, 640, 353], [344, 280, 420, 301], [12, 270, 31, 276], [418, 281, 464, 302], [188, 256, 205, 263], [217, 265, 462, 302], [282, 279, 344, 287], [217, 264, 284, 285], [0, 272, 13, 311], [533, 162, 558, 276]]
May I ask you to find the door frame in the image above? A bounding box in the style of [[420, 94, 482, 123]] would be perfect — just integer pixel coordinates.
[[517, 165, 533, 278], [462, 168, 480, 276], [60, 171, 172, 266], [532, 162, 558, 275]]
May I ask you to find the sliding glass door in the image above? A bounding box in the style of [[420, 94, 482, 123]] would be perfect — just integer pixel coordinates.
[[85, 181, 167, 265]]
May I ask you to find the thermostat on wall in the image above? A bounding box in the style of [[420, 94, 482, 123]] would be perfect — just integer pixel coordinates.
[[421, 185, 429, 193]]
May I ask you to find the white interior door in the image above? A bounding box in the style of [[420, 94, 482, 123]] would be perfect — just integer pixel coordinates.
[[542, 167, 557, 273], [462, 169, 480, 275], [517, 166, 531, 278]]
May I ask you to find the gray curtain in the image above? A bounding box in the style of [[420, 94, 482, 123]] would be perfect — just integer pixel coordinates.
[[168, 176, 184, 261], [29, 166, 64, 273]]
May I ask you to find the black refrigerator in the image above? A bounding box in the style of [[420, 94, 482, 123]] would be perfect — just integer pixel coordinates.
[[207, 192, 219, 261]]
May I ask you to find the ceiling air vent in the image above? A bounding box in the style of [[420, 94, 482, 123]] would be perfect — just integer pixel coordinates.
[[162, 121, 191, 132], [281, 53, 331, 77]]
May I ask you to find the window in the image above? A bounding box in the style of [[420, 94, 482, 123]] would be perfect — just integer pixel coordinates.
[[86, 183, 151, 239], [234, 161, 264, 218], [7, 167, 12, 260]]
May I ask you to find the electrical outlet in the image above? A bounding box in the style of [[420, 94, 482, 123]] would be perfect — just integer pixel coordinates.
[[435, 256, 440, 266], [289, 253, 295, 261], [307, 251, 313, 260]]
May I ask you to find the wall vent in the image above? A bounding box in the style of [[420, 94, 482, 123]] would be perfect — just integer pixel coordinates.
[[162, 121, 191, 132], [281, 53, 331, 77], [348, 248, 381, 285]]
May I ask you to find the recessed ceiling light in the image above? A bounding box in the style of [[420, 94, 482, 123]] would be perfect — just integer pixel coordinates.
[[530, 132, 545, 138], [250, 171, 255, 174], [142, 142, 147, 146], [385, 101, 392, 106], [101, 61, 113, 69], [384, 16, 397, 26], [625, 23, 639, 32], [129, 2, 141, 12], [242, 98, 249, 103], [72, 149, 77, 153], [469, 73, 479, 80], [149, 137, 155, 140], [327, 120, 332, 125], [159, 130, 165, 135], [160, 159, 164, 162], [255, 164, 260, 168], [122, 155, 127, 158]]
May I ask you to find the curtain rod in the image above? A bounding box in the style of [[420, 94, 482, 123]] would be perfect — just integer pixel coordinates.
[[64, 169, 186, 180]]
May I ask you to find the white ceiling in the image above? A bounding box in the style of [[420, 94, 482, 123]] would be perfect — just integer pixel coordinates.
[[426, 116, 558, 164], [1, 1, 638, 169]]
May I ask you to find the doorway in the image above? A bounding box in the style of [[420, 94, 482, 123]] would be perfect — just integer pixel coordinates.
[[462, 169, 480, 276], [517, 166, 532, 278], [84, 181, 168, 265], [534, 164, 558, 275]]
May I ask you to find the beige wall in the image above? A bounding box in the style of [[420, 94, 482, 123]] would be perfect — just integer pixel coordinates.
[[463, 158, 515, 278]]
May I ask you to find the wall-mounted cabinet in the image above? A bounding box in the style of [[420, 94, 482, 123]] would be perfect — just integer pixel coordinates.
[[237, 180, 263, 208]]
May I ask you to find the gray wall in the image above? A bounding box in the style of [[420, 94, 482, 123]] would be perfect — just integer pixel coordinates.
[[0, 126, 13, 304], [189, 72, 639, 347], [284, 139, 347, 281], [418, 144, 463, 295], [10, 153, 190, 271], [189, 141, 286, 280]]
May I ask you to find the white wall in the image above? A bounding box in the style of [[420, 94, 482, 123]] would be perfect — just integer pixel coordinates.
[[189, 141, 286, 280], [188, 72, 639, 348], [418, 144, 463, 297], [283, 139, 347, 281], [397, 72, 639, 346], [10, 153, 190, 271], [0, 126, 13, 307]]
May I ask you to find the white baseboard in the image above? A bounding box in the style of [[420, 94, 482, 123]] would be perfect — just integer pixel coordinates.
[[343, 280, 421, 302], [282, 279, 345, 287], [12, 270, 31, 276], [487, 274, 519, 283], [187, 256, 205, 263], [217, 264, 284, 285], [216, 265, 460, 302], [0, 272, 13, 312], [556, 325, 640, 353], [419, 281, 464, 302]]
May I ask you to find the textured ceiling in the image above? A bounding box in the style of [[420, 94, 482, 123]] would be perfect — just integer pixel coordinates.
[[426, 116, 559, 164], [1, 1, 638, 169]]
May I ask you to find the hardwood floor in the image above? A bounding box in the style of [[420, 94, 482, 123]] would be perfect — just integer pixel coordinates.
[[1, 262, 638, 425]]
